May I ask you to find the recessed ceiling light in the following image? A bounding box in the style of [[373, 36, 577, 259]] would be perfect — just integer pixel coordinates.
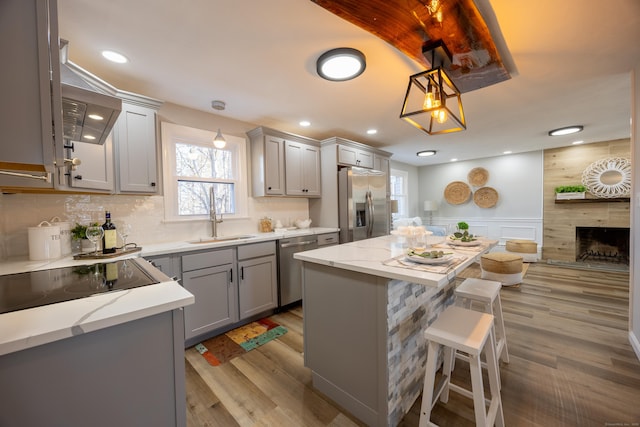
[[84, 135, 96, 141], [88, 114, 103, 121], [299, 120, 311, 127], [366, 129, 377, 135], [548, 125, 583, 136], [101, 50, 128, 64], [572, 140, 584, 145], [317, 48, 366, 81], [503, 151, 512, 154], [417, 150, 436, 157]]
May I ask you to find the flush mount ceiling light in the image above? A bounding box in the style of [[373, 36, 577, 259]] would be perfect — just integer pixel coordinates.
[[101, 50, 128, 64], [400, 40, 465, 135], [316, 48, 366, 81], [417, 150, 437, 157], [548, 125, 583, 136]]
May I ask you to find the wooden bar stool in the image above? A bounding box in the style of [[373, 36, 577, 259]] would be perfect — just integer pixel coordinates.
[[419, 305, 504, 427], [455, 278, 510, 364]]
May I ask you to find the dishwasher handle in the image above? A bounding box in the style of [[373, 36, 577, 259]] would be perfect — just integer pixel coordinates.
[[280, 240, 317, 249]]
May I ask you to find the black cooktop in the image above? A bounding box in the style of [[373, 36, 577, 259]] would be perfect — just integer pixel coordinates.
[[0, 259, 160, 314]]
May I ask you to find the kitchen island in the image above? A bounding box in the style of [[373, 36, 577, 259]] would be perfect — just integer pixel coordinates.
[[0, 258, 194, 427], [294, 235, 496, 427]]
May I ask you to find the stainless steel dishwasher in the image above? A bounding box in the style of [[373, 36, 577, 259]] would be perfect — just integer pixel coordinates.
[[277, 235, 318, 307]]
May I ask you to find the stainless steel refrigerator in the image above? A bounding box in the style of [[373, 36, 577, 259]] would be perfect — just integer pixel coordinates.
[[338, 166, 389, 243]]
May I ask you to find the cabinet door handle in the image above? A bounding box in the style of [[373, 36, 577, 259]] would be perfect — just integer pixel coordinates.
[[150, 182, 156, 187], [268, 186, 272, 190], [74, 175, 83, 180], [240, 266, 244, 280], [229, 268, 233, 283]]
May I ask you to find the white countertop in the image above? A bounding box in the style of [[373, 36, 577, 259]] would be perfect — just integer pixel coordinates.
[[0, 279, 194, 356], [0, 227, 340, 275], [294, 235, 496, 288], [0, 227, 338, 356]]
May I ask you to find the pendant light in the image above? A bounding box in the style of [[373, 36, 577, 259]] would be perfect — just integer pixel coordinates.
[[213, 129, 226, 149], [400, 40, 465, 135]]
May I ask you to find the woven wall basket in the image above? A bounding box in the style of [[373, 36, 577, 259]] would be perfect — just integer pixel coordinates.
[[467, 167, 489, 187], [473, 186, 498, 208], [444, 181, 471, 205]]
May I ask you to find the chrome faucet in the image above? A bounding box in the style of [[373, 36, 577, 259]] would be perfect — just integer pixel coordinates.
[[209, 186, 223, 238]]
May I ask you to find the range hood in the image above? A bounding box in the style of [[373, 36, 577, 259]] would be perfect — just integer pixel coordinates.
[[60, 41, 122, 145]]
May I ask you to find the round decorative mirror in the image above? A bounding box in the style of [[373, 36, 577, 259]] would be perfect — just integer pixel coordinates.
[[581, 157, 631, 198]]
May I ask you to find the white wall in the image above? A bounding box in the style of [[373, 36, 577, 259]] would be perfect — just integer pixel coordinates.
[[416, 151, 544, 244], [630, 66, 640, 359]]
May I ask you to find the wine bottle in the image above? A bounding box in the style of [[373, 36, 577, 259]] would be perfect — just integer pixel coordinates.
[[102, 211, 117, 254]]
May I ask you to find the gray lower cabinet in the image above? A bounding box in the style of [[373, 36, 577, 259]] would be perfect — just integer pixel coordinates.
[[181, 249, 237, 343], [148, 241, 278, 346], [148, 254, 182, 283], [238, 241, 277, 319], [0, 310, 186, 427]]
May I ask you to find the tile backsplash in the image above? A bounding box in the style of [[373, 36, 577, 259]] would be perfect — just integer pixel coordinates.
[[0, 193, 309, 259]]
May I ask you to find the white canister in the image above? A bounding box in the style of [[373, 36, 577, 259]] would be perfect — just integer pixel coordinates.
[[50, 216, 72, 255], [28, 221, 61, 261]]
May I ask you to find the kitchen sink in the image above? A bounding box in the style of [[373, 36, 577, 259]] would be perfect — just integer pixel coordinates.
[[187, 235, 254, 244]]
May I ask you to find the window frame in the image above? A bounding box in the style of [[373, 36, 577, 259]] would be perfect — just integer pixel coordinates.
[[161, 122, 248, 222], [390, 168, 409, 220]]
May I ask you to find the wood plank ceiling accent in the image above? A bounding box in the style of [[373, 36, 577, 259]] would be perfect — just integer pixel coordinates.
[[311, 0, 511, 93]]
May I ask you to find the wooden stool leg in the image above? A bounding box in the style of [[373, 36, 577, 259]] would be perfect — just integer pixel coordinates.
[[494, 294, 510, 363], [440, 345, 455, 403], [484, 328, 505, 427], [468, 352, 488, 426], [419, 341, 441, 427]]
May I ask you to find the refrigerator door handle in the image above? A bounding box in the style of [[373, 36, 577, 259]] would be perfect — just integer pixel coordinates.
[[366, 190, 374, 237]]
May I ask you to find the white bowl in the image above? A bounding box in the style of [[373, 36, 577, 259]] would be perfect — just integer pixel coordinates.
[[295, 219, 312, 229]]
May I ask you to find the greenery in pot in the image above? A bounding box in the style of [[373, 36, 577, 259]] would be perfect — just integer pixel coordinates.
[[452, 221, 477, 242], [554, 185, 586, 193], [71, 222, 99, 240]]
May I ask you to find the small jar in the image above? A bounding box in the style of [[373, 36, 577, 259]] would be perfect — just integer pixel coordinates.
[[259, 217, 273, 232]]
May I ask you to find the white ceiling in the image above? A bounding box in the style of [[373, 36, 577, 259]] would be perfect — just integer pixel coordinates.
[[57, 0, 640, 166]]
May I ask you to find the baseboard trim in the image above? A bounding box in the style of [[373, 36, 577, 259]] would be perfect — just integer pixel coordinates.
[[629, 330, 640, 362]]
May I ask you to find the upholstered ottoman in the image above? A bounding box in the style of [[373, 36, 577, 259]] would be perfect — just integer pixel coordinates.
[[505, 239, 539, 262], [480, 252, 523, 286]]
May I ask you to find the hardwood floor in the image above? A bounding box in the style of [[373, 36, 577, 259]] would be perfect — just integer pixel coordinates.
[[185, 263, 640, 426]]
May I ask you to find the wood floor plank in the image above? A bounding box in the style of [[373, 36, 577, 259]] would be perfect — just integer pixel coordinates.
[[185, 348, 277, 426], [186, 262, 640, 427], [184, 358, 240, 427]]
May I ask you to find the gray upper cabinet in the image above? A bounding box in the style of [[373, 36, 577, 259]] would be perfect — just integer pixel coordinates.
[[285, 140, 321, 197], [114, 97, 162, 193], [248, 126, 320, 198], [337, 144, 374, 169], [64, 93, 162, 194], [68, 134, 114, 191], [249, 130, 286, 196], [0, 0, 64, 191]]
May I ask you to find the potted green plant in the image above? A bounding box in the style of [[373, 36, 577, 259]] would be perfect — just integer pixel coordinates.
[[451, 221, 477, 242], [71, 222, 99, 252], [554, 185, 586, 200]]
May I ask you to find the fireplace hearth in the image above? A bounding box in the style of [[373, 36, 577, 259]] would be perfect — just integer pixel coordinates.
[[575, 227, 630, 265]]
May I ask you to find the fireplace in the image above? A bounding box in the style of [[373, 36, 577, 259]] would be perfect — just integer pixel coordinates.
[[575, 227, 630, 265]]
